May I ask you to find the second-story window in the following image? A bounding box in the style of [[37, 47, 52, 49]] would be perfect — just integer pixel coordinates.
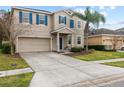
[[39, 14, 45, 24], [78, 21, 81, 28], [22, 12, 29, 23], [59, 16, 66, 24]]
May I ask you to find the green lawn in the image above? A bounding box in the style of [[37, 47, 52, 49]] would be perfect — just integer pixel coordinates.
[[0, 49, 29, 71], [102, 61, 124, 68], [74, 51, 124, 61], [0, 72, 33, 87]]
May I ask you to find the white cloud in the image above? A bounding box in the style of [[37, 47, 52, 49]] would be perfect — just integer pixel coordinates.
[[99, 6, 105, 10], [110, 6, 116, 10], [74, 8, 85, 14], [100, 11, 108, 17], [74, 8, 95, 14]]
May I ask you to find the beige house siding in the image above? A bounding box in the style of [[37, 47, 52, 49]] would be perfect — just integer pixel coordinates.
[[12, 7, 85, 52], [86, 36, 102, 45], [87, 35, 124, 50], [13, 9, 52, 37]]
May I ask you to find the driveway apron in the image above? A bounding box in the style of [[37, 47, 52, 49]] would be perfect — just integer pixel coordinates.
[[21, 52, 124, 87]]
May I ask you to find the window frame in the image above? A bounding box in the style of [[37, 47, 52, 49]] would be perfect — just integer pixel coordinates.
[[39, 14, 45, 25], [59, 15, 66, 25], [77, 20, 81, 28], [77, 36, 81, 45], [22, 12, 29, 23]]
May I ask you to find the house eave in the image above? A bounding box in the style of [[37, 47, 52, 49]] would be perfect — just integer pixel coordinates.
[[12, 6, 53, 15]]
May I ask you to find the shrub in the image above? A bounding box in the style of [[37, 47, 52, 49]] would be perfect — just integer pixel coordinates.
[[85, 45, 106, 51], [70, 47, 84, 52], [88, 49, 95, 53], [1, 43, 11, 54]]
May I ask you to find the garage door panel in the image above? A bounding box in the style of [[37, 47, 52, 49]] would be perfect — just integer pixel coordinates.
[[18, 37, 50, 52]]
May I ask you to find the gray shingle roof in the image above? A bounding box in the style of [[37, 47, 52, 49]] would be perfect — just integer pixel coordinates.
[[88, 28, 124, 36]]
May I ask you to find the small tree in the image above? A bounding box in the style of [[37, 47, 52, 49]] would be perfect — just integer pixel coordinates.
[[0, 10, 30, 55], [73, 7, 106, 52]]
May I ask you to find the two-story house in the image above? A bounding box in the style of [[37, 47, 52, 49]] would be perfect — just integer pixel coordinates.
[[12, 7, 85, 53]]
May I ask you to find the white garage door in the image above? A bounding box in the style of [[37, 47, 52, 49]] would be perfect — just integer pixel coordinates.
[[18, 37, 50, 52]]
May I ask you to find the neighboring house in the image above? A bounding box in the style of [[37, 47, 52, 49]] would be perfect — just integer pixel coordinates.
[[86, 28, 124, 50], [11, 7, 85, 53]]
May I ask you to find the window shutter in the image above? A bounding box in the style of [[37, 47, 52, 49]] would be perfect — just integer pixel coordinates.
[[70, 20, 74, 28], [59, 16, 61, 24], [29, 12, 32, 24], [19, 11, 22, 23], [36, 14, 39, 25], [64, 17, 66, 24], [45, 15, 48, 26]]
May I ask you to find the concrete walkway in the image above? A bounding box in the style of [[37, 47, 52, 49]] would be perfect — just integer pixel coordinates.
[[0, 68, 33, 77], [21, 52, 124, 87], [90, 58, 124, 63]]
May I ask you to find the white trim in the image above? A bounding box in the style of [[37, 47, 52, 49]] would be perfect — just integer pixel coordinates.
[[51, 27, 75, 33], [18, 35, 51, 38], [12, 6, 52, 15], [53, 10, 72, 16]]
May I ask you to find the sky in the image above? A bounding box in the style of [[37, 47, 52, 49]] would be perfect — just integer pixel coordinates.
[[0, 6, 124, 30]]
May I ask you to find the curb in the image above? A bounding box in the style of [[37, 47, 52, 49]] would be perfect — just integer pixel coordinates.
[[0, 68, 33, 78]]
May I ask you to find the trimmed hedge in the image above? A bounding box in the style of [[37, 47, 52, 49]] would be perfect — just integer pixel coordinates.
[[85, 45, 106, 51], [1, 43, 11, 54], [70, 47, 84, 52]]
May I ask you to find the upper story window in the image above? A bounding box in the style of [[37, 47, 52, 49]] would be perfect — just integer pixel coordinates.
[[77, 36, 81, 44], [70, 19, 74, 28], [19, 11, 32, 24], [22, 12, 29, 23], [39, 14, 45, 24], [78, 21, 81, 28], [36, 14, 48, 26], [59, 16, 66, 24]]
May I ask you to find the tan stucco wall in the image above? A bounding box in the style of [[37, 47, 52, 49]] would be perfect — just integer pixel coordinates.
[[13, 9, 52, 37], [13, 8, 85, 52], [86, 36, 103, 45], [87, 35, 124, 49]]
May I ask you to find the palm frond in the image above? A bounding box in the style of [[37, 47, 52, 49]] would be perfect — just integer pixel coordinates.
[[72, 12, 86, 20]]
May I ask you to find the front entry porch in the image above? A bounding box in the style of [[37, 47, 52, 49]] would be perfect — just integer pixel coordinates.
[[51, 27, 75, 52]]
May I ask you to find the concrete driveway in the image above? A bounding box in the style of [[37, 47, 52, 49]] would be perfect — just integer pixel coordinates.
[[21, 52, 124, 87]]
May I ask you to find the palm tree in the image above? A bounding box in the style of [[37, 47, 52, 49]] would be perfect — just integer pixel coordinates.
[[73, 7, 106, 52]]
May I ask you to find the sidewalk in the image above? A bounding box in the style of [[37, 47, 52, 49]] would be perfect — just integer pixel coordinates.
[[0, 68, 33, 77], [90, 58, 124, 63]]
